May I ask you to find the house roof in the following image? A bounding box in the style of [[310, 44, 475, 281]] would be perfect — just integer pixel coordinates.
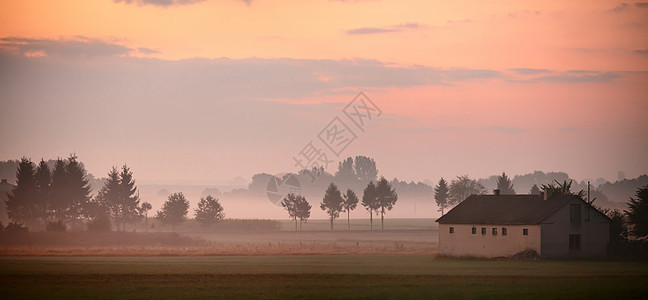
[[436, 194, 586, 225]]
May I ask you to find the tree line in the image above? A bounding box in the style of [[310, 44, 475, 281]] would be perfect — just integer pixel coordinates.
[[280, 176, 398, 231], [3, 156, 225, 231]]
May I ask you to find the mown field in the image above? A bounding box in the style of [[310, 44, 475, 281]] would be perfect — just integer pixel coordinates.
[[1, 255, 647, 299]]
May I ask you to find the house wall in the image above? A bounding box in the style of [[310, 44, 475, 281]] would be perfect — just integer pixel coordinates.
[[438, 223, 541, 257], [540, 198, 609, 258]]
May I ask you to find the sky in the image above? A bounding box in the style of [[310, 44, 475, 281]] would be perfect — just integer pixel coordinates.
[[1, 0, 647, 186]]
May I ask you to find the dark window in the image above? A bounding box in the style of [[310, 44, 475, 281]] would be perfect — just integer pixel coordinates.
[[449, 227, 454, 234], [471, 227, 476, 234], [570, 204, 581, 224], [492, 228, 498, 236], [502, 228, 508, 236], [523, 228, 528, 235], [481, 227, 486, 235], [569, 234, 581, 251]]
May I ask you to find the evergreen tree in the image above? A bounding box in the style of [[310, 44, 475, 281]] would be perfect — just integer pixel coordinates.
[[530, 184, 541, 195], [361, 181, 379, 230], [320, 183, 344, 231], [155, 192, 189, 231], [194, 195, 224, 227], [6, 157, 37, 227], [434, 178, 450, 216], [625, 185, 648, 239], [49, 158, 68, 221], [94, 167, 120, 223], [496, 172, 516, 195], [116, 165, 139, 231], [64, 155, 91, 222], [34, 159, 51, 226], [342, 189, 359, 230], [375, 177, 398, 230]]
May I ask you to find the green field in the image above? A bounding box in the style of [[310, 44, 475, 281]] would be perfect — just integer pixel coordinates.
[[1, 255, 647, 299]]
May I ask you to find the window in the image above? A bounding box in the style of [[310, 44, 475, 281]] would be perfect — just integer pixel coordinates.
[[492, 228, 498, 236], [569, 234, 581, 251], [449, 227, 454, 234], [523, 228, 528, 235], [570, 204, 581, 224], [481, 227, 486, 235], [471, 227, 476, 234], [502, 228, 508, 236]]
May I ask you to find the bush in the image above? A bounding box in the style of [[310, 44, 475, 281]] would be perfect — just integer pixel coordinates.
[[46, 221, 67, 232], [512, 249, 540, 260], [87, 218, 112, 232], [5, 222, 28, 233]]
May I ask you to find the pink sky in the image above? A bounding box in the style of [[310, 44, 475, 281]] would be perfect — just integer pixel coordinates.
[[0, 0, 647, 185]]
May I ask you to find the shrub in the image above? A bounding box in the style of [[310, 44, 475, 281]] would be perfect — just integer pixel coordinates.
[[5, 222, 28, 233], [46, 221, 67, 232], [87, 218, 112, 232]]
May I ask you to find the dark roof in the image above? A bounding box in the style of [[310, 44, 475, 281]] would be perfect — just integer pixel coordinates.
[[436, 194, 580, 225]]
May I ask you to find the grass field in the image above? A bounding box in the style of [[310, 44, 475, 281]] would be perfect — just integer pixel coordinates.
[[1, 255, 647, 299]]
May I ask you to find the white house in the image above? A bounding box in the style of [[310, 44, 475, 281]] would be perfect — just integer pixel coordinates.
[[436, 191, 610, 258]]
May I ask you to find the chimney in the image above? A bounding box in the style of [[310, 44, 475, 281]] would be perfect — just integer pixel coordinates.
[[544, 189, 553, 200], [1, 179, 6, 184], [494, 189, 500, 196]]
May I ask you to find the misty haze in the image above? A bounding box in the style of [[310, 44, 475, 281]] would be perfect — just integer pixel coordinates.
[[1, 0, 647, 299]]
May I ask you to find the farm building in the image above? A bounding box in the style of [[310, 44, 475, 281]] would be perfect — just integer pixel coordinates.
[[436, 190, 610, 258]]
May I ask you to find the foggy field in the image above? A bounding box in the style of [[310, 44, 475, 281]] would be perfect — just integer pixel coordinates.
[[1, 255, 647, 299]]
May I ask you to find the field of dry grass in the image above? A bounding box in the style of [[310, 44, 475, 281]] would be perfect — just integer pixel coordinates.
[[0, 218, 439, 256]]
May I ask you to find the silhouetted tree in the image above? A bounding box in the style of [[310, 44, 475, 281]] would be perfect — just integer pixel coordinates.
[[49, 158, 68, 221], [449, 175, 486, 205], [334, 157, 355, 186], [496, 172, 516, 195], [376, 177, 398, 230], [116, 165, 139, 231], [140, 201, 152, 231], [434, 178, 449, 215], [342, 189, 359, 230], [625, 185, 648, 239], [361, 181, 379, 230], [5, 157, 37, 227], [281, 193, 299, 231], [64, 155, 92, 223], [354, 156, 378, 183], [541, 180, 585, 199], [281, 193, 311, 231], [601, 208, 628, 242], [155, 192, 189, 231], [295, 194, 311, 230], [94, 167, 120, 227], [320, 183, 344, 231], [194, 195, 224, 227], [530, 184, 541, 195], [33, 159, 51, 227]]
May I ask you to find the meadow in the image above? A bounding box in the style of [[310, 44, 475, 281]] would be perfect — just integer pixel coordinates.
[[1, 255, 647, 299], [1, 219, 646, 298]]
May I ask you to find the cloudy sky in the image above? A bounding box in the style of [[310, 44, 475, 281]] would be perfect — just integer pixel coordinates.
[[1, 0, 647, 185]]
